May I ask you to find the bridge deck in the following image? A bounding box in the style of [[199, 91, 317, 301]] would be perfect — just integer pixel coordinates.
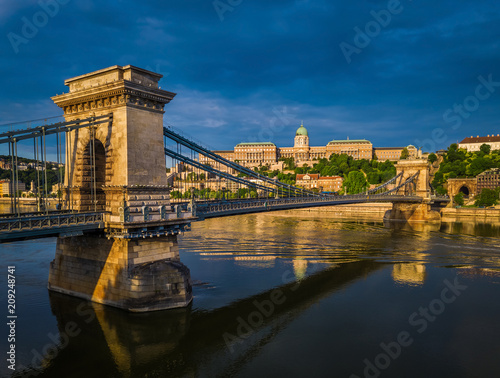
[[196, 195, 423, 219], [0, 194, 439, 242]]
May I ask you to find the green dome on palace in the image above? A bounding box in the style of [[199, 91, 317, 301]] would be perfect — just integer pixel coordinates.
[[296, 124, 308, 136]]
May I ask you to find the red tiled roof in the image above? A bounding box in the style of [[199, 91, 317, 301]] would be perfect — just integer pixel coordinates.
[[459, 135, 500, 144], [296, 174, 319, 180], [318, 176, 343, 180]]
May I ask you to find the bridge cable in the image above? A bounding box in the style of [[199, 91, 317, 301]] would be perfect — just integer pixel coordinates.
[[8, 140, 15, 215], [164, 148, 278, 196], [163, 127, 320, 197], [90, 123, 94, 212], [15, 139, 20, 217], [43, 127, 48, 215]]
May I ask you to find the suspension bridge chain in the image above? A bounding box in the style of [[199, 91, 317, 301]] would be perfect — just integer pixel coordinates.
[[163, 126, 320, 198], [0, 114, 113, 218], [367, 171, 403, 194], [384, 171, 420, 196], [164, 148, 283, 197], [0, 114, 112, 144]]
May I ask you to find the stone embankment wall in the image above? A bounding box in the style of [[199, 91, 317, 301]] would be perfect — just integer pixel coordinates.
[[289, 203, 392, 220], [441, 208, 500, 220]]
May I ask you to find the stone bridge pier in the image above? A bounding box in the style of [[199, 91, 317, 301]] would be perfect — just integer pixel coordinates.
[[384, 159, 441, 223], [48, 65, 193, 312]]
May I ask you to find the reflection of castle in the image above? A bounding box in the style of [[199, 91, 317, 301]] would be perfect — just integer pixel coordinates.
[[202, 123, 418, 168]]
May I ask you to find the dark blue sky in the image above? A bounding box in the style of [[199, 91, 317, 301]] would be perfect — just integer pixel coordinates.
[[1, 0, 500, 153]]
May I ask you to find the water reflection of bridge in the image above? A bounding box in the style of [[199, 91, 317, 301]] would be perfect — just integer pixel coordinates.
[[22, 260, 382, 378]]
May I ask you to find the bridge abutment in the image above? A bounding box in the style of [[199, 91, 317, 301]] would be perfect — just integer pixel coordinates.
[[384, 200, 441, 223], [48, 234, 192, 312]]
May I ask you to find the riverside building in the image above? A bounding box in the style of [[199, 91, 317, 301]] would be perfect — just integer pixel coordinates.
[[458, 134, 500, 152]]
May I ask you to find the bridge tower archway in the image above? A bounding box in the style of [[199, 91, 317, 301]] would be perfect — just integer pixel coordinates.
[[79, 138, 107, 210]]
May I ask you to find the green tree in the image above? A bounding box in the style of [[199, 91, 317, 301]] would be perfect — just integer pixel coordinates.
[[435, 186, 447, 195], [170, 190, 181, 199], [453, 192, 464, 206], [428, 153, 437, 164], [475, 188, 499, 207], [480, 143, 491, 155], [343, 171, 368, 194], [467, 157, 493, 177], [366, 172, 380, 185], [432, 143, 500, 189], [447, 143, 466, 162], [400, 147, 409, 160], [279, 157, 295, 170]]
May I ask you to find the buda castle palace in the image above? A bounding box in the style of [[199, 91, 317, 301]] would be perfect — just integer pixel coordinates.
[[201, 123, 419, 169]]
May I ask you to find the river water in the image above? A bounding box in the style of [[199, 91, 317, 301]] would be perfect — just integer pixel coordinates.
[[1, 211, 500, 378]]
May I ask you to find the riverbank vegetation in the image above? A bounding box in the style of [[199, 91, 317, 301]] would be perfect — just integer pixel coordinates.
[[474, 188, 500, 207], [0, 167, 62, 189], [0, 155, 63, 189], [432, 143, 500, 195]]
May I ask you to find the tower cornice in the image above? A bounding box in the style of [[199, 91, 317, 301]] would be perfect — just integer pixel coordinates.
[[52, 80, 176, 115], [52, 65, 176, 116]]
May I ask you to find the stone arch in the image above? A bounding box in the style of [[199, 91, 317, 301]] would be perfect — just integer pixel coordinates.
[[446, 178, 477, 200], [458, 185, 470, 197]]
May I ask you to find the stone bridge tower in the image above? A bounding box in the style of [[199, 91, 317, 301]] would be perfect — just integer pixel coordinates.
[[52, 65, 174, 215], [48, 66, 193, 312], [394, 159, 432, 199], [385, 159, 441, 223]]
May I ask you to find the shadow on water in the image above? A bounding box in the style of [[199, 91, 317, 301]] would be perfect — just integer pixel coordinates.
[[16, 260, 383, 378]]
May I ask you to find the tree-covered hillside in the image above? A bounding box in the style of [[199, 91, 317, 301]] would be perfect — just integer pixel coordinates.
[[255, 154, 397, 194], [0, 155, 63, 190], [432, 144, 500, 194]]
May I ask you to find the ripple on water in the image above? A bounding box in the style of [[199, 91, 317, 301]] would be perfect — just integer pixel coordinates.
[[181, 214, 500, 269]]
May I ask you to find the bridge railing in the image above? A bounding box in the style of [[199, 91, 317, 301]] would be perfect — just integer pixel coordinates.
[[0, 212, 104, 233], [195, 193, 424, 216]]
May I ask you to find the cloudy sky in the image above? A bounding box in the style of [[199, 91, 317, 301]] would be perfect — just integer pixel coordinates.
[[1, 0, 500, 154]]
